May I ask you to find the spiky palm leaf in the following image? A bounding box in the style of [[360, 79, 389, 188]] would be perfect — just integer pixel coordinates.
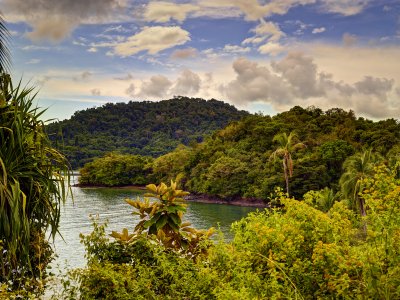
[[339, 149, 380, 217], [0, 74, 70, 283]]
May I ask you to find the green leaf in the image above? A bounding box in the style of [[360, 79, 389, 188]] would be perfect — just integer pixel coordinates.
[[156, 214, 168, 230]]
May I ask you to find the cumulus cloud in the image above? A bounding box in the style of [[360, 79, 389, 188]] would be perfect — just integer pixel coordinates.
[[312, 27, 326, 34], [271, 52, 322, 98], [114, 26, 190, 56], [355, 76, 394, 97], [258, 42, 285, 56], [170, 47, 197, 59], [225, 57, 292, 105], [125, 83, 136, 97], [223, 53, 397, 118], [351, 76, 396, 118], [2, 0, 127, 42], [172, 69, 201, 95], [140, 75, 173, 98], [144, 1, 199, 23]]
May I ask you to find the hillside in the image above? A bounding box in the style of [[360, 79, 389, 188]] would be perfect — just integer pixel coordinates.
[[46, 97, 248, 168]]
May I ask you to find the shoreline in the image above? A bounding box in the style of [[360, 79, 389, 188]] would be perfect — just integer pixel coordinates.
[[74, 183, 269, 208]]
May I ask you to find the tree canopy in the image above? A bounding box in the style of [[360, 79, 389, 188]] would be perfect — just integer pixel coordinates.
[[46, 97, 248, 168]]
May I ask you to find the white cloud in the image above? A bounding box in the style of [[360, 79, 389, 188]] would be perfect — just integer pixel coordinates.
[[223, 44, 251, 53], [139, 75, 173, 98], [253, 20, 285, 42], [224, 57, 292, 105], [125, 83, 135, 97], [243, 20, 286, 55], [271, 52, 322, 98], [21, 45, 52, 51], [222, 53, 398, 118], [242, 36, 267, 45], [2, 0, 127, 42], [26, 58, 41, 64], [258, 42, 285, 56], [144, 1, 199, 23], [88, 47, 98, 53], [172, 69, 201, 95], [312, 27, 326, 34], [114, 26, 190, 56], [320, 0, 370, 16], [200, 0, 315, 20]]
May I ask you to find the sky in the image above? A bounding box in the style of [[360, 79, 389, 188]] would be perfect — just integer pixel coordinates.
[[1, 0, 400, 121]]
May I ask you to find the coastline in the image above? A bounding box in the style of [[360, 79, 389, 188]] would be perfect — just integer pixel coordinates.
[[74, 183, 269, 208]]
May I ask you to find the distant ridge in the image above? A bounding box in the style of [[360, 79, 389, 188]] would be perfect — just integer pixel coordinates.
[[46, 97, 249, 168]]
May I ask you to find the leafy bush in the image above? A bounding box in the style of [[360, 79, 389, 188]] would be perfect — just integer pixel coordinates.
[[79, 153, 153, 186], [59, 171, 400, 299]]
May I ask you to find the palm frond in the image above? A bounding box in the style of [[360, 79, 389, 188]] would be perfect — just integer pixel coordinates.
[[0, 73, 71, 283], [0, 14, 11, 74]]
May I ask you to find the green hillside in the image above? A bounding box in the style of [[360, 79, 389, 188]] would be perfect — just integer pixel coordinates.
[[79, 105, 400, 201], [46, 97, 248, 168]]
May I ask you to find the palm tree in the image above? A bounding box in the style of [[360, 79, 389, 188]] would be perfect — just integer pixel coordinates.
[[270, 132, 305, 196], [339, 149, 380, 218]]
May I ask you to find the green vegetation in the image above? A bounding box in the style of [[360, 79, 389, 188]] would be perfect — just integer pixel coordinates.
[[58, 166, 400, 299], [46, 97, 248, 168], [80, 106, 400, 202], [269, 131, 305, 196], [0, 18, 69, 298], [79, 153, 153, 186]]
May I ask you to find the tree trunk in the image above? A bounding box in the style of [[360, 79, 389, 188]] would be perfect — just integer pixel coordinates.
[[283, 158, 289, 196], [358, 196, 367, 234]]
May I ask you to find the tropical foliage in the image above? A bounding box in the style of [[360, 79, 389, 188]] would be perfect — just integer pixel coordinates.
[[79, 153, 153, 186], [46, 97, 248, 168], [0, 17, 70, 297], [58, 168, 400, 299], [80, 106, 400, 202], [269, 131, 305, 196], [0, 73, 70, 295]]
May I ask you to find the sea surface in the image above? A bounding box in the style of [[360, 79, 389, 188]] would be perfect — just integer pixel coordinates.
[[51, 179, 259, 270]]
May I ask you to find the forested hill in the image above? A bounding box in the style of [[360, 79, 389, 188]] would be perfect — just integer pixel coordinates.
[[46, 97, 248, 168], [144, 106, 400, 200]]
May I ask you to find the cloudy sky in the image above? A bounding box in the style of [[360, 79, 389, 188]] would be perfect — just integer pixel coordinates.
[[2, 0, 400, 120]]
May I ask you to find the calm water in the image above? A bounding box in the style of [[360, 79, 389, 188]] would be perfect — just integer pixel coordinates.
[[51, 184, 258, 270]]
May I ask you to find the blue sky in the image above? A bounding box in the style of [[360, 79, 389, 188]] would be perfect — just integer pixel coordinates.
[[2, 0, 400, 120]]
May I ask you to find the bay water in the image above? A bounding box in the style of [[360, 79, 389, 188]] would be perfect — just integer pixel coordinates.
[[51, 184, 259, 270]]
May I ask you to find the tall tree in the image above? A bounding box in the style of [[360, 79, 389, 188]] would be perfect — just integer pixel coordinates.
[[339, 149, 381, 217], [270, 132, 305, 196]]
